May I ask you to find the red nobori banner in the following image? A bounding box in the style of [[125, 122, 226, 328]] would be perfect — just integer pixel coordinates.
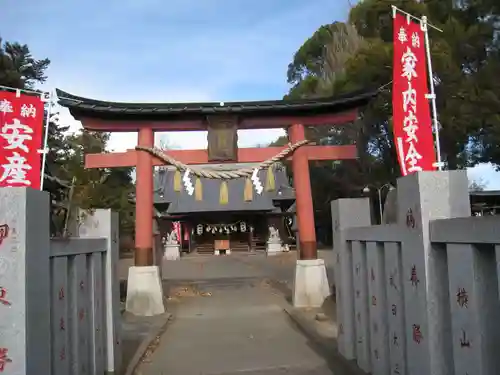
[[392, 12, 436, 176], [173, 221, 182, 244], [0, 90, 44, 189]]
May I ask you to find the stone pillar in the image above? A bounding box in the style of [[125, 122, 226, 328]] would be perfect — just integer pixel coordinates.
[[77, 209, 123, 371], [447, 241, 500, 375], [383, 241, 405, 375], [331, 198, 372, 360], [164, 240, 181, 261], [135, 127, 154, 266], [397, 171, 470, 375], [289, 123, 329, 307], [0, 188, 50, 375]]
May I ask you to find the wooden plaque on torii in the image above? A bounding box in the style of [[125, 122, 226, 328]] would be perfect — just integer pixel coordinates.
[[206, 115, 238, 162]]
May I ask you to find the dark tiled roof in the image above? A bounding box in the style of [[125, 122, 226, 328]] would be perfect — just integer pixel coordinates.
[[153, 164, 294, 214], [55, 88, 377, 120], [469, 190, 500, 196]]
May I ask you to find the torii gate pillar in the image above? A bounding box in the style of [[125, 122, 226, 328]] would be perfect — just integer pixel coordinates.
[[135, 127, 154, 266], [127, 127, 165, 316], [289, 123, 330, 307], [289, 123, 317, 260]]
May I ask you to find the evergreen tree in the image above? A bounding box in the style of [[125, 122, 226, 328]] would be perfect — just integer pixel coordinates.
[[278, 0, 500, 243], [0, 36, 135, 238], [0, 37, 50, 89]]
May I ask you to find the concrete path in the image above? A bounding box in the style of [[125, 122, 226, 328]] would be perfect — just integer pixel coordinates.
[[135, 254, 338, 375]]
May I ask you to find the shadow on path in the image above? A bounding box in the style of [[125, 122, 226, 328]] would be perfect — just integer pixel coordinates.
[[136, 282, 338, 374], [123, 251, 345, 375]]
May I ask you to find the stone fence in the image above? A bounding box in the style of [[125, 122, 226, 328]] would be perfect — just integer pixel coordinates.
[[331, 171, 500, 375], [0, 188, 121, 374]]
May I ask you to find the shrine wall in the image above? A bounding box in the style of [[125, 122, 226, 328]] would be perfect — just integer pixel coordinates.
[[331, 170, 500, 375], [0, 189, 121, 375]]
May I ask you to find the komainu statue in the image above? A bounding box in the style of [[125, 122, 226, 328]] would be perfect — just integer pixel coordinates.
[[165, 230, 179, 245], [268, 226, 281, 242]]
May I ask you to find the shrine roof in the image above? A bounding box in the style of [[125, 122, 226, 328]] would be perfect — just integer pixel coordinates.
[[469, 190, 500, 197], [55, 88, 377, 120]]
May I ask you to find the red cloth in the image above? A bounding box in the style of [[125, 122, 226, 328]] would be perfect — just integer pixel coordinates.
[[392, 13, 437, 175], [173, 222, 182, 244]]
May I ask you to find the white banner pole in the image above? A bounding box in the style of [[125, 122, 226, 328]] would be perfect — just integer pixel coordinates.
[[421, 16, 444, 170]]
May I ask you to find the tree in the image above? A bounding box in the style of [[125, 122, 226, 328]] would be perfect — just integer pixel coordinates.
[[469, 178, 487, 191], [290, 0, 500, 181], [0, 36, 70, 187], [340, 0, 500, 169], [278, 0, 500, 244], [286, 22, 364, 99], [0, 36, 73, 234], [282, 19, 370, 244], [0, 36, 136, 239], [61, 130, 135, 236], [268, 136, 289, 147], [0, 37, 50, 89]]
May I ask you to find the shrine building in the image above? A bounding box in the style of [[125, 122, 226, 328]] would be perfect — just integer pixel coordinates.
[[152, 162, 296, 255]]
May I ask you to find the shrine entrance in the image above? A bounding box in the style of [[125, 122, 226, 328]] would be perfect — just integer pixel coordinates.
[[56, 89, 376, 315]]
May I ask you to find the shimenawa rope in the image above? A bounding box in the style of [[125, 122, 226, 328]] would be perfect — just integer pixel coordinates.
[[135, 139, 311, 179]]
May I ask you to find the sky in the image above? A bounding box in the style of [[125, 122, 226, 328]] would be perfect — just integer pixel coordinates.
[[2, 0, 499, 188]]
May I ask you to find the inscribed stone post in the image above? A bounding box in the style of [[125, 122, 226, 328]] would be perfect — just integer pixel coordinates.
[[78, 209, 122, 374], [442, 219, 500, 375], [71, 253, 91, 374], [352, 240, 371, 372], [366, 241, 390, 375], [0, 188, 50, 375], [384, 241, 406, 375], [331, 198, 371, 360], [397, 171, 470, 375], [50, 246, 70, 375]]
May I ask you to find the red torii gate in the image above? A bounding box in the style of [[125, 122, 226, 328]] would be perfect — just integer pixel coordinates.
[[57, 90, 375, 267]]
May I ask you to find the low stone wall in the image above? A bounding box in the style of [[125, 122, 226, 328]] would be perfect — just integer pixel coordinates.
[[0, 188, 122, 374], [332, 171, 500, 375]]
